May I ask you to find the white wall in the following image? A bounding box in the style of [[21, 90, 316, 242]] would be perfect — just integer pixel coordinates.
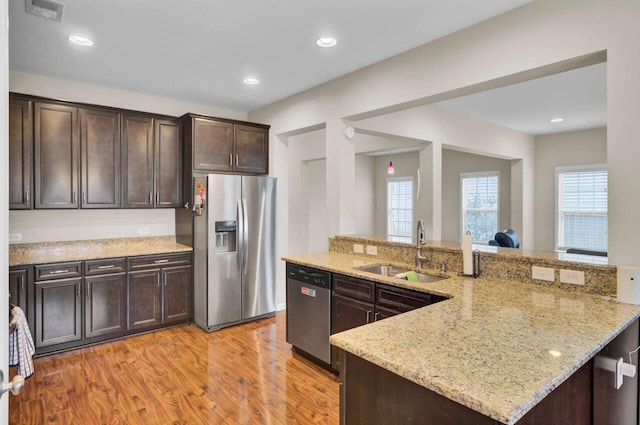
[[249, 0, 640, 306], [373, 152, 420, 235], [534, 127, 607, 251], [441, 149, 512, 243], [305, 159, 328, 253], [10, 71, 247, 120], [354, 155, 376, 235], [9, 209, 175, 244]]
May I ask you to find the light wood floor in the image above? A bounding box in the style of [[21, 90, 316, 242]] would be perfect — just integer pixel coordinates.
[[9, 311, 340, 424]]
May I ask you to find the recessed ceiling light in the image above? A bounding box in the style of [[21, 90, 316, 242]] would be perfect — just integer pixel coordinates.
[[243, 77, 260, 85], [550, 118, 564, 123], [68, 35, 94, 46], [316, 37, 337, 48]]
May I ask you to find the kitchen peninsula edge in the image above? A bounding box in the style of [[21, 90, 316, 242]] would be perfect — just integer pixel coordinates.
[[283, 250, 640, 424]]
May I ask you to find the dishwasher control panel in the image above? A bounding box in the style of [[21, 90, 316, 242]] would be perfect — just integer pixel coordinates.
[[286, 264, 331, 289]]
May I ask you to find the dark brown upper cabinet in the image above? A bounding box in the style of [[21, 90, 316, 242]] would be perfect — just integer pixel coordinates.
[[80, 108, 121, 208], [9, 97, 33, 210], [34, 102, 80, 209], [183, 114, 269, 175], [234, 124, 268, 174], [122, 114, 154, 208], [154, 119, 183, 208]]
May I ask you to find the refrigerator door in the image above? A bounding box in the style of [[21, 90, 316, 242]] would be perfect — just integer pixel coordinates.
[[206, 174, 242, 327], [241, 176, 276, 320]]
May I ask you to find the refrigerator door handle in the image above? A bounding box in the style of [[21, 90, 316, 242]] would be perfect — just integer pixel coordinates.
[[237, 198, 243, 276], [242, 198, 249, 275]]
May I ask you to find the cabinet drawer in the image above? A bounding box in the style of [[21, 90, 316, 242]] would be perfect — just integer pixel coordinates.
[[128, 253, 192, 270], [375, 284, 433, 313], [35, 262, 82, 281], [84, 258, 126, 275], [333, 274, 375, 303]]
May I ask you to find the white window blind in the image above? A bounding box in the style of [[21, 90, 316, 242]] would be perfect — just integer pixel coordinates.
[[387, 178, 413, 238], [461, 172, 499, 243], [556, 166, 607, 252]]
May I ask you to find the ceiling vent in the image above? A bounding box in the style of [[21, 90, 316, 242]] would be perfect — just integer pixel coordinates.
[[25, 0, 64, 22]]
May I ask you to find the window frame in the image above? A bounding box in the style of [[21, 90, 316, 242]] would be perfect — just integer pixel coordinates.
[[386, 176, 414, 239], [554, 163, 608, 252], [460, 171, 500, 244]]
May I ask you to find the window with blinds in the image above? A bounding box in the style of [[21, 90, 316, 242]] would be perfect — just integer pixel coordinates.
[[556, 165, 608, 252], [461, 172, 499, 243], [387, 178, 413, 238]]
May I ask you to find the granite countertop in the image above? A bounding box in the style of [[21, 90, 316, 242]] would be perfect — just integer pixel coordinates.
[[9, 236, 192, 266], [283, 252, 640, 425]]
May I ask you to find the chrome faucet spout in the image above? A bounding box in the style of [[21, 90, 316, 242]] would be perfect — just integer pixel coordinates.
[[415, 219, 429, 268]]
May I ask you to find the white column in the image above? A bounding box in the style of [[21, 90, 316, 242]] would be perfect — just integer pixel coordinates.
[[417, 142, 442, 241], [325, 120, 356, 236]]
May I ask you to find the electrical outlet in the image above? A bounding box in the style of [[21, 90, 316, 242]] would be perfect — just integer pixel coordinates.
[[9, 233, 22, 242], [366, 245, 377, 256], [138, 227, 150, 235], [353, 244, 364, 254], [560, 269, 585, 285], [532, 266, 555, 282]]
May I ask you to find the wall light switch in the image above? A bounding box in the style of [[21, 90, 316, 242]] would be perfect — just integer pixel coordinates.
[[138, 227, 150, 235], [366, 245, 378, 256], [353, 244, 364, 254], [560, 269, 585, 285], [9, 233, 22, 242], [532, 266, 555, 282]]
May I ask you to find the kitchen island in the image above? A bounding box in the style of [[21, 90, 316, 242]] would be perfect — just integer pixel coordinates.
[[284, 251, 640, 425]]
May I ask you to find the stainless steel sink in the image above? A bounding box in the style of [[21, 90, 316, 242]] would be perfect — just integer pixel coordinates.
[[354, 264, 446, 283]]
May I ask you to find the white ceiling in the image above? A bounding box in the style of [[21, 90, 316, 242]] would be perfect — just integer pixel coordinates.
[[435, 63, 607, 136], [9, 0, 532, 112]]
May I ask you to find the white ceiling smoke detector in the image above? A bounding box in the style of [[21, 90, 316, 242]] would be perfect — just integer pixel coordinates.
[[25, 0, 64, 22]]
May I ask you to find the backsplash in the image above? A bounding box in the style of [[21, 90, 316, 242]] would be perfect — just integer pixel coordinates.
[[329, 235, 617, 297]]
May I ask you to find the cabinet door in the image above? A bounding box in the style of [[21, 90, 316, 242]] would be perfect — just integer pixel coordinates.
[[34, 102, 79, 209], [34, 278, 82, 348], [193, 118, 234, 172], [80, 108, 121, 208], [374, 305, 401, 321], [154, 119, 182, 207], [9, 97, 33, 209], [331, 293, 374, 334], [162, 265, 192, 324], [234, 125, 268, 174], [128, 269, 162, 330], [85, 273, 127, 338], [9, 269, 28, 315], [122, 114, 154, 208]]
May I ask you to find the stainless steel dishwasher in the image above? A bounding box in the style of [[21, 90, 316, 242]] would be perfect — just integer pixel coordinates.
[[286, 263, 331, 365]]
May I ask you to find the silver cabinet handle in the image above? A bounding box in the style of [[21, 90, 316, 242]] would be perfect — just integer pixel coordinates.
[[374, 312, 380, 321], [82, 191, 86, 204], [50, 269, 69, 274], [366, 310, 372, 323], [235, 154, 239, 167], [229, 154, 233, 166], [25, 189, 29, 205], [73, 191, 77, 204], [157, 275, 160, 287], [154, 259, 169, 264], [163, 273, 167, 287], [156, 192, 159, 205], [149, 192, 153, 204], [97, 265, 115, 269], [87, 283, 90, 297], [77, 283, 81, 297]]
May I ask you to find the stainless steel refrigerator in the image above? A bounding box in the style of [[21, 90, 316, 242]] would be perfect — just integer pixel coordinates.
[[193, 174, 276, 331]]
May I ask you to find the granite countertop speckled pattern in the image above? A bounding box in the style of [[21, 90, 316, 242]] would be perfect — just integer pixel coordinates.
[[283, 252, 640, 425], [10, 236, 192, 266]]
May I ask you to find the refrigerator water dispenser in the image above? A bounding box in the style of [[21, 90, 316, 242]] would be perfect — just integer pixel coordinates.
[[214, 221, 237, 253]]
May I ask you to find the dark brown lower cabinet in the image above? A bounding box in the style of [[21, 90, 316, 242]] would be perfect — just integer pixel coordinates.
[[9, 268, 28, 316], [163, 265, 192, 324], [128, 269, 162, 330], [35, 277, 83, 348], [332, 293, 373, 335], [84, 273, 127, 338], [340, 351, 592, 425]]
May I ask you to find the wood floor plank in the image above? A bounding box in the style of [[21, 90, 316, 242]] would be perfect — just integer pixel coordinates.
[[9, 311, 339, 425]]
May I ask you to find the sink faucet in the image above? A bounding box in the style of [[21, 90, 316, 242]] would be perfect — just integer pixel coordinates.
[[416, 219, 429, 268]]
